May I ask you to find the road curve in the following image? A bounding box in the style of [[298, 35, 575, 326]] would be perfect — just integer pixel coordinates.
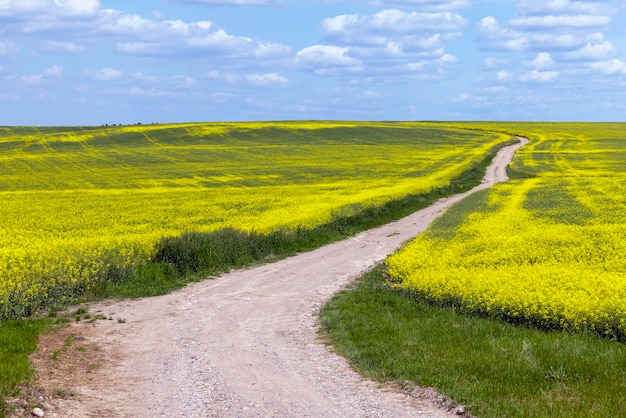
[[37, 137, 528, 418]]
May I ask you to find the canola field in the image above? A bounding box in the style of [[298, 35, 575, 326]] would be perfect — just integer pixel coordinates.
[[387, 123, 626, 339], [0, 122, 508, 319]]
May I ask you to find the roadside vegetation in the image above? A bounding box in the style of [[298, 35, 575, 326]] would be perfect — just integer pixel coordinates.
[[320, 265, 626, 418]]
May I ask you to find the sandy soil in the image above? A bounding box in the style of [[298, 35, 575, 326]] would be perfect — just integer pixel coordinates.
[[25, 137, 528, 417]]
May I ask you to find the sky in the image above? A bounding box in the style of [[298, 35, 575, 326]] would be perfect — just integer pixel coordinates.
[[1, 0, 626, 125]]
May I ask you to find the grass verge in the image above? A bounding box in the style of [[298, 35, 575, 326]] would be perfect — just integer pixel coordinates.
[[0, 319, 49, 416], [320, 265, 626, 417]]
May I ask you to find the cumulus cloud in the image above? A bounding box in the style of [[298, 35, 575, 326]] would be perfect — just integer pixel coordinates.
[[477, 0, 617, 53], [471, 0, 625, 117], [295, 45, 364, 74], [246, 73, 289, 86], [318, 0, 470, 11], [496, 70, 513, 81], [84, 67, 123, 81], [21, 65, 64, 86], [39, 40, 85, 54], [322, 9, 466, 49], [0, 40, 18, 56], [589, 59, 626, 75], [44, 65, 64, 78], [0, 0, 101, 18], [171, 0, 284, 5], [477, 16, 529, 51], [525, 53, 554, 69], [517, 0, 615, 16], [2, 5, 291, 63], [105, 16, 291, 59], [300, 8, 464, 77], [130, 87, 183, 99], [561, 33, 616, 60], [509, 14, 611, 29], [520, 69, 559, 83], [207, 70, 241, 83], [174, 75, 197, 87]]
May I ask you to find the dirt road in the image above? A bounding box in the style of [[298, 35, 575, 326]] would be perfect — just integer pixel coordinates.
[[32, 137, 528, 417]]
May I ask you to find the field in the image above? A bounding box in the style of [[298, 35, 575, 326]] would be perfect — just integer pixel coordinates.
[[0, 122, 508, 320], [387, 123, 626, 338], [321, 122, 626, 417], [4, 121, 626, 417]]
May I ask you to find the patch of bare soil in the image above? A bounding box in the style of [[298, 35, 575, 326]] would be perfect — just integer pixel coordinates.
[[18, 138, 527, 417]]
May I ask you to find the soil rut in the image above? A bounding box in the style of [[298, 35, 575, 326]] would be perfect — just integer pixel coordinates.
[[29, 137, 528, 417]]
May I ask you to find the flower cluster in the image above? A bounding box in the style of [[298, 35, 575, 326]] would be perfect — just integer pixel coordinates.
[[0, 122, 507, 319], [388, 123, 626, 339]]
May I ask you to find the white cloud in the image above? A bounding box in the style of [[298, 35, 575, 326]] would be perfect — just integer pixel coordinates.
[[0, 40, 18, 56], [295, 45, 363, 74], [130, 87, 183, 98], [517, 0, 615, 16], [323, 9, 466, 40], [207, 70, 241, 83], [510, 14, 611, 29], [20, 75, 44, 86], [171, 0, 284, 5], [2, 6, 290, 62], [0, 0, 100, 17], [453, 92, 471, 103], [39, 40, 85, 54], [109, 18, 291, 59], [99, 13, 176, 36], [561, 33, 616, 60], [132, 72, 161, 83], [85, 67, 123, 81], [497, 70, 513, 80], [437, 53, 457, 65], [481, 86, 508, 93], [310, 8, 464, 77], [320, 9, 465, 63], [20, 65, 63, 86], [520, 69, 559, 83], [589, 59, 626, 75], [246, 73, 289, 86], [318, 0, 470, 11], [484, 57, 510, 70], [525, 52, 554, 69], [478, 14, 610, 52], [254, 42, 291, 57], [174, 75, 197, 87], [44, 65, 63, 78], [477, 16, 528, 51]]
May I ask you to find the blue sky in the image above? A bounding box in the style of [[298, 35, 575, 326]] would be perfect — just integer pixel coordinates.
[[1, 0, 625, 125]]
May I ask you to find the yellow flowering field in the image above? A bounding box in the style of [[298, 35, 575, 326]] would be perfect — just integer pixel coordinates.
[[0, 122, 508, 319], [387, 123, 626, 339]]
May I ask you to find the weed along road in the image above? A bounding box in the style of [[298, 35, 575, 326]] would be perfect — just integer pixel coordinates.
[[37, 138, 528, 417]]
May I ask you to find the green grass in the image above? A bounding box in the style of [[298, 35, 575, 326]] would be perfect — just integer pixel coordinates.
[[320, 265, 626, 417], [0, 319, 49, 416]]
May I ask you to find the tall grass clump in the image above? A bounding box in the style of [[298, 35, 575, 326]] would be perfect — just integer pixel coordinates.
[[0, 319, 48, 415]]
